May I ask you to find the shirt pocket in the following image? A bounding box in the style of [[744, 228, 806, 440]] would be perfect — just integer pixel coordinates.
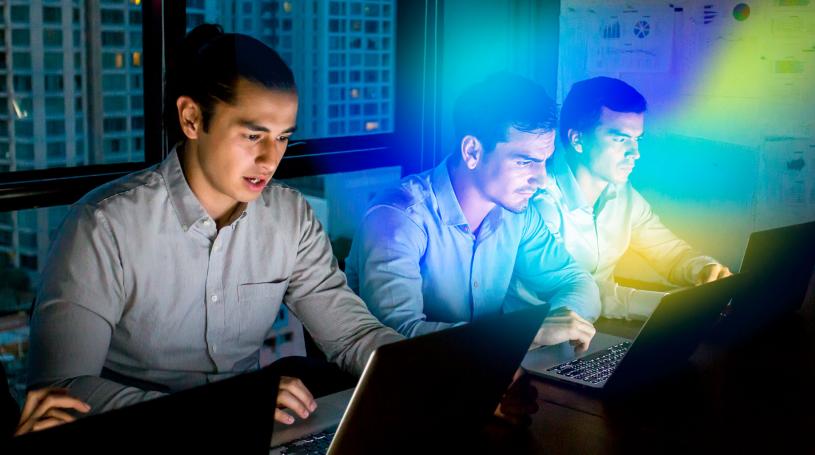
[[237, 280, 289, 344]]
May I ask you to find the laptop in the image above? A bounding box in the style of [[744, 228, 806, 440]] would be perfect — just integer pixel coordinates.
[[270, 303, 550, 454], [522, 274, 743, 392], [720, 220, 815, 336], [9, 367, 280, 454]]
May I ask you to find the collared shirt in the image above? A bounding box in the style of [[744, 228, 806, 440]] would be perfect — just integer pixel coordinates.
[[344, 158, 600, 338], [532, 151, 719, 319], [28, 149, 402, 414]]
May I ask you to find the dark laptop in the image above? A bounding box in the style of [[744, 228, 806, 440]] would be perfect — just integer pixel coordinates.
[[719, 220, 815, 338], [522, 274, 743, 392], [270, 303, 550, 454], [9, 366, 280, 454]]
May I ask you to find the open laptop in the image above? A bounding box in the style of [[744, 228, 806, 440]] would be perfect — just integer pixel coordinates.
[[522, 274, 743, 392], [719, 220, 815, 337], [9, 367, 280, 454], [270, 303, 550, 454]]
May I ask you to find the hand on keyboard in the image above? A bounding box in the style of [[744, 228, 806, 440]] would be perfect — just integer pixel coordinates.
[[494, 369, 539, 426], [532, 309, 596, 353], [276, 376, 318, 425]]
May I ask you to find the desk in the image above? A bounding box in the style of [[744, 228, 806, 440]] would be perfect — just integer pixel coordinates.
[[479, 299, 815, 454]]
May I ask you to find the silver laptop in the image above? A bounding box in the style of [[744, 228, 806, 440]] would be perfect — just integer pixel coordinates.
[[270, 304, 549, 454], [523, 274, 743, 392]]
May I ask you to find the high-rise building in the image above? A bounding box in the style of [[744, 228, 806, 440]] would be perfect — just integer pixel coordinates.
[[0, 0, 144, 286], [186, 0, 396, 140]]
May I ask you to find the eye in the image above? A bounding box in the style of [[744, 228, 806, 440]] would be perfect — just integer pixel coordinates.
[[516, 160, 533, 167], [277, 135, 291, 143], [245, 133, 262, 143], [612, 136, 626, 143]]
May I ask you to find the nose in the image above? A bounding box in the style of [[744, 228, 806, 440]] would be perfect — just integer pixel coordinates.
[[529, 162, 548, 189], [627, 140, 641, 160], [256, 139, 286, 172]]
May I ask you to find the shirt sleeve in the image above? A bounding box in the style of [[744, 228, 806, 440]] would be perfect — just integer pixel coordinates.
[[628, 189, 720, 286], [283, 198, 403, 376], [509, 208, 601, 321], [28, 203, 164, 414], [597, 279, 667, 321], [346, 205, 460, 338]]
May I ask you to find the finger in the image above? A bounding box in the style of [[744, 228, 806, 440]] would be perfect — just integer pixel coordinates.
[[43, 408, 78, 423], [277, 390, 312, 420], [19, 388, 58, 421], [31, 417, 68, 433], [719, 267, 733, 278], [280, 377, 316, 413], [30, 395, 91, 421], [275, 408, 296, 425]]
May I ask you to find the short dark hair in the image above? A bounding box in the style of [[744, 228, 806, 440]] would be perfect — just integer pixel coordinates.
[[164, 23, 297, 145], [453, 72, 557, 153], [559, 77, 647, 148]]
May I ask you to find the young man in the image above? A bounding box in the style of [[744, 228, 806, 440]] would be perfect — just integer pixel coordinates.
[[533, 77, 732, 320], [345, 73, 600, 350], [26, 24, 402, 425]]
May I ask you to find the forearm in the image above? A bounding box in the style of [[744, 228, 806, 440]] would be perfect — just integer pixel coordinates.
[[598, 281, 666, 321], [47, 376, 165, 415]]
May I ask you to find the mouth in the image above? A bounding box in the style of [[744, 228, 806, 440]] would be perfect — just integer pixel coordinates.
[[243, 175, 269, 191]]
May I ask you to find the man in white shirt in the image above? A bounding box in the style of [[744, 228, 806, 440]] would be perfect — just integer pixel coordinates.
[[532, 77, 732, 320]]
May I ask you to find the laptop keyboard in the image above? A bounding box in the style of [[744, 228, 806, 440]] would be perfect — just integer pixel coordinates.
[[277, 427, 337, 455], [547, 341, 631, 384]]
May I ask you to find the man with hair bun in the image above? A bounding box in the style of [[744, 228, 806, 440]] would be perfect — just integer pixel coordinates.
[[27, 24, 402, 425]]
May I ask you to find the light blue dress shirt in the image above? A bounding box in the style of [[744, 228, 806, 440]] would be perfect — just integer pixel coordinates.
[[345, 158, 600, 338]]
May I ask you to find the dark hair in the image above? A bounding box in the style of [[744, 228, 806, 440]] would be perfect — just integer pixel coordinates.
[[453, 72, 557, 153], [164, 23, 297, 145], [559, 77, 646, 148]]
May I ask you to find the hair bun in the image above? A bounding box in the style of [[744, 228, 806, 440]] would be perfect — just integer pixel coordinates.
[[182, 23, 225, 58]]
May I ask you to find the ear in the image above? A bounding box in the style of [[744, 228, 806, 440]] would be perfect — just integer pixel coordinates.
[[460, 135, 483, 170], [176, 96, 203, 140], [568, 129, 582, 154]]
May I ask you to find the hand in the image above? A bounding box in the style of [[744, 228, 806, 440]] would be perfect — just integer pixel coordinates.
[[275, 376, 317, 425], [15, 388, 90, 436], [494, 369, 538, 426], [532, 309, 596, 353], [696, 263, 732, 285]]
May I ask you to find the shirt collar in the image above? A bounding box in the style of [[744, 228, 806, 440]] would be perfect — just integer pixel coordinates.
[[431, 158, 469, 227], [547, 151, 619, 213], [159, 146, 249, 232]]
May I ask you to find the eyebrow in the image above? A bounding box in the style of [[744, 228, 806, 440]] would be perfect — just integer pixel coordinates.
[[237, 120, 298, 135], [607, 128, 644, 139], [510, 152, 546, 163]]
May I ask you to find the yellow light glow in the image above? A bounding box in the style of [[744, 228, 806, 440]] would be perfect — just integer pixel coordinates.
[[132, 51, 141, 67], [350, 88, 359, 98], [365, 121, 379, 131], [283, 2, 292, 13]]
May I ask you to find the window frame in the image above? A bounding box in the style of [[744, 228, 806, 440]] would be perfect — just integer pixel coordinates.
[[0, 0, 442, 212]]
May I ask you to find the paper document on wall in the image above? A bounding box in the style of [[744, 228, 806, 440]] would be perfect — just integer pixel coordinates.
[[586, 6, 674, 73]]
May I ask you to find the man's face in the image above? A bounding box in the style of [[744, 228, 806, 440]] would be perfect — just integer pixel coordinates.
[[576, 106, 644, 185], [475, 127, 556, 213], [193, 78, 298, 205]]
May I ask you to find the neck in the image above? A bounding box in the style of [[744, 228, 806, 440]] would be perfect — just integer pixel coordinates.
[[447, 159, 495, 233], [565, 152, 608, 209], [179, 141, 241, 229]]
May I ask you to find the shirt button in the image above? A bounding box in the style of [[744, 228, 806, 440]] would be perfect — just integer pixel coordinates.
[[473, 281, 479, 288], [211, 294, 218, 303], [211, 344, 217, 353], [202, 219, 211, 227]]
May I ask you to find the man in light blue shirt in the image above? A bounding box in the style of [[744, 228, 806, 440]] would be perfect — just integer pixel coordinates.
[[533, 77, 732, 320], [346, 73, 600, 349]]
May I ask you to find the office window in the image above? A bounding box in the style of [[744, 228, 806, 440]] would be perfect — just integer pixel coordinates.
[[43, 6, 62, 24], [185, 0, 396, 140]]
